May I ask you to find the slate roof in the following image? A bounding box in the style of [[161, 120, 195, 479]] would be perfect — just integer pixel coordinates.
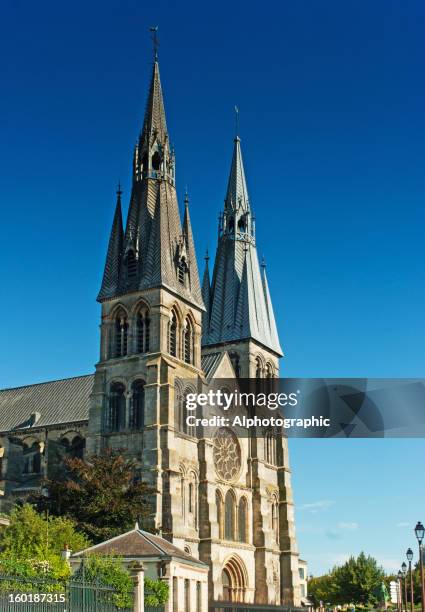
[[98, 60, 204, 310], [0, 375, 93, 433], [202, 138, 282, 355], [72, 526, 207, 567], [201, 352, 223, 379]]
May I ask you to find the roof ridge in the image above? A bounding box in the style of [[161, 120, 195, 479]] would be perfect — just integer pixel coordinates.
[[0, 373, 94, 394]]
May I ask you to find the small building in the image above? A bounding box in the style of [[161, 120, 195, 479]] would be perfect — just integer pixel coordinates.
[[298, 559, 311, 606], [71, 525, 209, 612]]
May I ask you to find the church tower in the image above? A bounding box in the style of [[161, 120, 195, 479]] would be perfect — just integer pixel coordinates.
[[87, 56, 206, 559], [202, 136, 301, 606], [202, 135, 282, 379], [86, 52, 300, 607]]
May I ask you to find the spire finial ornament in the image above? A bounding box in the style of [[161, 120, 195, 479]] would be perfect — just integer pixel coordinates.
[[234, 105, 240, 140], [117, 181, 122, 198], [184, 186, 189, 206], [261, 255, 266, 269], [149, 26, 159, 61], [205, 248, 209, 263]]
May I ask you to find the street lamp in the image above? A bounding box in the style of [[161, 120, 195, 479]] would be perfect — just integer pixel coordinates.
[[407, 548, 414, 612], [415, 521, 425, 612], [402, 562, 408, 612], [399, 571, 405, 612]]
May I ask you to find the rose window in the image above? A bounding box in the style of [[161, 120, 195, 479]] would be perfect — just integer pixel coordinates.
[[213, 428, 241, 481]]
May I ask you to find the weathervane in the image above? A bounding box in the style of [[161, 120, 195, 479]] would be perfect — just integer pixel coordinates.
[[149, 26, 159, 60]]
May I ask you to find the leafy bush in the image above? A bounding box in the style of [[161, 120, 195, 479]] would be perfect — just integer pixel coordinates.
[[145, 577, 169, 606]]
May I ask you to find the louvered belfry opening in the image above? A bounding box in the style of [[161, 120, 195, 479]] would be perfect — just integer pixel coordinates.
[[113, 309, 128, 358], [130, 380, 145, 430], [137, 304, 150, 354], [108, 382, 125, 432]]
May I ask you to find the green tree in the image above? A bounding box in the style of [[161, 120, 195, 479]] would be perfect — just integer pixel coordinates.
[[332, 552, 386, 606], [308, 574, 337, 607], [30, 448, 157, 543], [0, 504, 90, 580], [307, 553, 386, 608]]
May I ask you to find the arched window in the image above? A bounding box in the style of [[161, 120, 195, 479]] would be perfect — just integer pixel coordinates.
[[137, 305, 150, 354], [151, 151, 161, 171], [265, 362, 274, 379], [238, 216, 246, 232], [216, 490, 224, 539], [178, 257, 188, 285], [108, 382, 126, 432], [168, 310, 178, 357], [271, 497, 279, 543], [187, 472, 198, 528], [175, 387, 196, 436], [126, 251, 137, 283], [238, 497, 248, 543], [183, 317, 194, 364], [70, 436, 85, 459], [265, 430, 277, 465], [113, 309, 128, 358], [131, 380, 145, 430], [229, 352, 241, 378], [23, 442, 42, 475], [224, 490, 236, 540]]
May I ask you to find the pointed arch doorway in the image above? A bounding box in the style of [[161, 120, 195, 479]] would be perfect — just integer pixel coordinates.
[[221, 556, 247, 603]]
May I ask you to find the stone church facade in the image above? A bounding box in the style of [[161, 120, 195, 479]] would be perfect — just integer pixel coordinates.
[[0, 55, 301, 607]]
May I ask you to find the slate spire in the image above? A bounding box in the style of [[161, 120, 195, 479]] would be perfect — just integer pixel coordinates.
[[97, 186, 124, 300], [225, 136, 250, 213], [203, 137, 282, 355], [98, 58, 203, 310]]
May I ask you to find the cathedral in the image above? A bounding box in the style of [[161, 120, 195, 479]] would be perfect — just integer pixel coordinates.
[[0, 54, 301, 607]]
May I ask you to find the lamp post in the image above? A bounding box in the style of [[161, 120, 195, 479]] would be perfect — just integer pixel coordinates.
[[415, 521, 425, 612], [407, 548, 414, 612], [399, 571, 405, 612], [402, 562, 408, 612]]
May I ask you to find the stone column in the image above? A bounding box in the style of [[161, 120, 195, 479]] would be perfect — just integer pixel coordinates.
[[130, 561, 144, 612]]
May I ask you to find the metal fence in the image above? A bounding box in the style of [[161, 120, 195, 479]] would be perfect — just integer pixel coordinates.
[[0, 574, 133, 612]]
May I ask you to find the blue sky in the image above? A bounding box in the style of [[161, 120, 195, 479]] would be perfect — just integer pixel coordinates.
[[1, 0, 424, 575]]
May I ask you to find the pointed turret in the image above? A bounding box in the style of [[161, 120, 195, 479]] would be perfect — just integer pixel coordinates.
[[97, 57, 203, 310], [97, 186, 124, 301], [204, 137, 282, 355], [141, 60, 168, 147], [225, 136, 250, 212], [201, 249, 211, 336], [261, 259, 281, 354]]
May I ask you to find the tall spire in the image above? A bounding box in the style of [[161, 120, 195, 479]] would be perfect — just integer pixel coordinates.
[[98, 52, 203, 310], [97, 186, 124, 300], [203, 137, 282, 355], [225, 136, 250, 213], [140, 59, 168, 148]]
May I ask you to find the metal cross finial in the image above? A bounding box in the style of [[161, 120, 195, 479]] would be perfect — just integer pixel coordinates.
[[117, 180, 122, 197], [149, 26, 159, 61], [205, 247, 209, 262], [234, 105, 239, 139], [261, 256, 266, 269]]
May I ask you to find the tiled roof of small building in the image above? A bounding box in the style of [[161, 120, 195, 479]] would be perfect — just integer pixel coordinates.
[[0, 374, 93, 432], [72, 527, 207, 567]]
